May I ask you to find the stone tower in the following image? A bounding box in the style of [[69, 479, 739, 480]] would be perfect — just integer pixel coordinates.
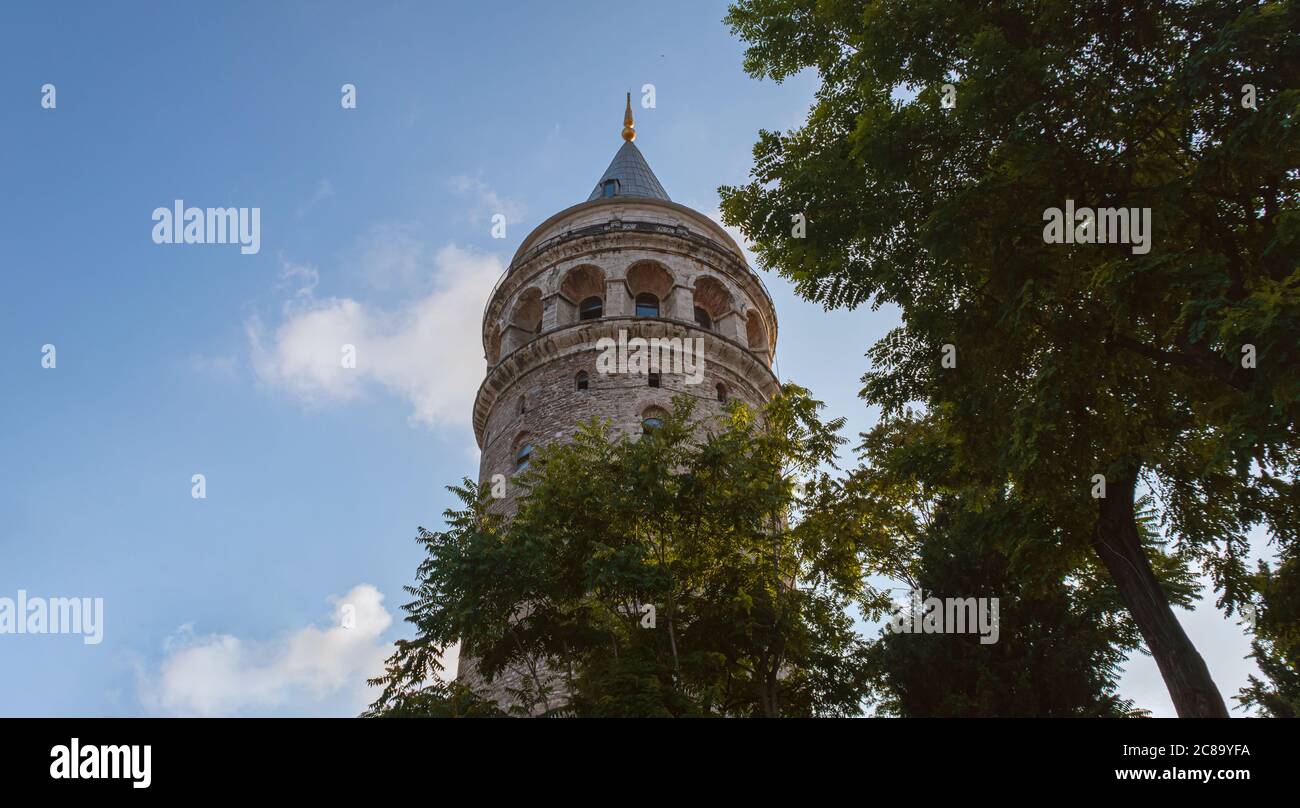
[[460, 95, 780, 709]]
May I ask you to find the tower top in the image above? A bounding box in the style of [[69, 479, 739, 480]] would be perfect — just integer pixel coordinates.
[[587, 94, 669, 202], [622, 91, 636, 142]]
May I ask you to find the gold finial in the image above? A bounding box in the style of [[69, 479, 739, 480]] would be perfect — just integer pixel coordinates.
[[622, 91, 636, 142]]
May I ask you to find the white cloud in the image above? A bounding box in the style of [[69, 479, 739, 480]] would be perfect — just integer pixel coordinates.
[[449, 175, 527, 228], [349, 223, 432, 292], [248, 242, 502, 427], [142, 584, 393, 717]]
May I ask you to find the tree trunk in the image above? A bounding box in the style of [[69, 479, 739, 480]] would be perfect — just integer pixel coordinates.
[[1091, 463, 1229, 717]]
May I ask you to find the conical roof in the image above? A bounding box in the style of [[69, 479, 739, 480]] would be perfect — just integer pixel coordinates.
[[586, 140, 670, 202]]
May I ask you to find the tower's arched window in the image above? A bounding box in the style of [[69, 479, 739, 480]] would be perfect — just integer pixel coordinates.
[[641, 406, 668, 435], [515, 442, 533, 471], [509, 288, 543, 345], [635, 293, 660, 318], [576, 371, 589, 391], [579, 296, 603, 321], [561, 266, 606, 327], [716, 383, 728, 403], [694, 306, 712, 331], [692, 277, 733, 334], [627, 262, 672, 317], [746, 310, 771, 361], [602, 179, 619, 198], [648, 372, 660, 388]]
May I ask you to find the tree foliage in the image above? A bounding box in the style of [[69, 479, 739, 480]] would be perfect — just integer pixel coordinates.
[[366, 389, 1199, 717], [368, 388, 877, 717], [837, 411, 1195, 716], [1239, 550, 1300, 715], [720, 0, 1298, 716]]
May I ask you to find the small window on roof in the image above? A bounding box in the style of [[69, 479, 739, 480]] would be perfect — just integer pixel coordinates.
[[602, 179, 619, 198]]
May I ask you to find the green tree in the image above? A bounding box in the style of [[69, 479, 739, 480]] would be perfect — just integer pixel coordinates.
[[367, 387, 876, 717], [835, 412, 1195, 716], [1238, 551, 1300, 716], [720, 0, 1298, 716]]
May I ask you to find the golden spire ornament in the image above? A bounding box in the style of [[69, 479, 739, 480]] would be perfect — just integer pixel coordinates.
[[622, 91, 636, 142]]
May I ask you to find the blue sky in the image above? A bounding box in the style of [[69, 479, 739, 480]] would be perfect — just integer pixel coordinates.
[[0, 1, 1263, 716]]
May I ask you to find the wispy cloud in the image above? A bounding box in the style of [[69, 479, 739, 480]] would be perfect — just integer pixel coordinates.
[[295, 178, 335, 219], [449, 175, 527, 229], [247, 240, 501, 428], [347, 223, 432, 292], [140, 584, 393, 717]]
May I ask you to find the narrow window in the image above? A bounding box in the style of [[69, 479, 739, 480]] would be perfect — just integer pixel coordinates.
[[517, 396, 526, 415], [576, 371, 589, 391], [716, 383, 728, 403], [694, 306, 712, 331], [648, 372, 660, 388], [635, 293, 659, 318], [515, 442, 533, 471], [579, 296, 603, 321]]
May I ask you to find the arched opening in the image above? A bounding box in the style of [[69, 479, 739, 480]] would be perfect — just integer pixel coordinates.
[[626, 262, 673, 318], [513, 433, 533, 472], [561, 266, 606, 325], [576, 371, 589, 390], [635, 293, 660, 318], [641, 406, 669, 434], [508, 287, 543, 347], [692, 277, 734, 332], [746, 310, 770, 357], [694, 306, 712, 331]]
